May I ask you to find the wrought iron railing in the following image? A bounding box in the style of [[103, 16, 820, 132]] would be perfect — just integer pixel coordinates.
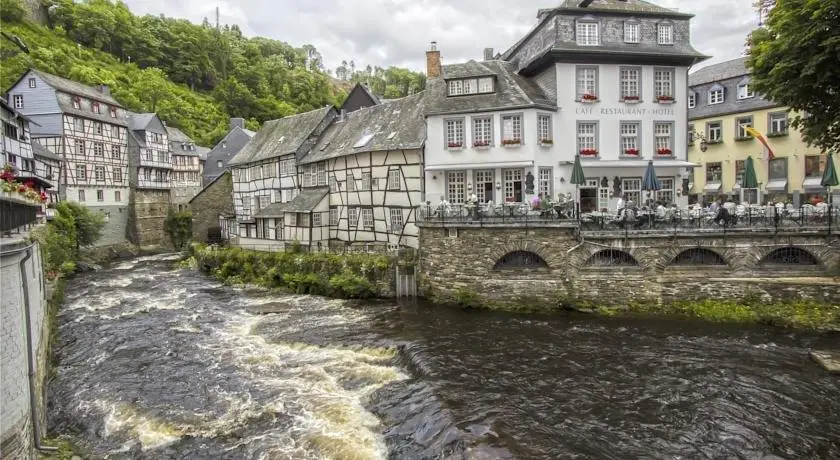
[[1, 195, 39, 235], [417, 202, 578, 225]]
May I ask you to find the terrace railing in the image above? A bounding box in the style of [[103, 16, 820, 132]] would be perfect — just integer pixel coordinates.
[[1, 193, 39, 235]]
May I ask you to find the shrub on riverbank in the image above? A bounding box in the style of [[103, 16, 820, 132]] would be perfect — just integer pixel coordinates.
[[632, 299, 840, 330], [191, 244, 391, 299], [30, 202, 106, 278]]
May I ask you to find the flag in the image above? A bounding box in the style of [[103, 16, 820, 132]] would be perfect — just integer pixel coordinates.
[[744, 127, 775, 160]]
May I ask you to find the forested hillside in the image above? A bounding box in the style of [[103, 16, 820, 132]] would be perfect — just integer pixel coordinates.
[[0, 0, 425, 146]]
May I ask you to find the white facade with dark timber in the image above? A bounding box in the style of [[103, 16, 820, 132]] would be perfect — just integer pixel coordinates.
[[6, 69, 130, 245], [167, 126, 205, 209]]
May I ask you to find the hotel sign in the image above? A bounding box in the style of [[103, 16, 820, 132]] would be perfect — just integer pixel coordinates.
[[576, 107, 676, 116]]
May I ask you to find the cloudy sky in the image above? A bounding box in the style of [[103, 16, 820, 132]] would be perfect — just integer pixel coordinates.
[[123, 0, 758, 73]]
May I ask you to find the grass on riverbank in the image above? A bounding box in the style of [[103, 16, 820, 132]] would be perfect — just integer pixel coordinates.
[[190, 244, 392, 299]]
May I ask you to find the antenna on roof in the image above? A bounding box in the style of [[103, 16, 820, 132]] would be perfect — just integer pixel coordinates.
[[215, 3, 220, 30]]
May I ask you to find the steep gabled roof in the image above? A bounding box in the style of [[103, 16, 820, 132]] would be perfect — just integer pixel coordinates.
[[165, 126, 193, 143], [31, 141, 59, 161], [228, 106, 333, 166], [126, 112, 157, 131], [544, 0, 692, 18], [254, 187, 329, 217], [689, 57, 749, 87], [302, 92, 426, 164], [189, 170, 231, 204], [29, 69, 122, 106]]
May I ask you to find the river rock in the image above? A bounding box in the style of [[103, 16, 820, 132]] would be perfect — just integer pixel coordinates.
[[810, 351, 840, 373]]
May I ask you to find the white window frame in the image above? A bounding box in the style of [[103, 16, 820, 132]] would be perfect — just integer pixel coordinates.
[[94, 143, 104, 156], [78, 190, 85, 202], [12, 95, 23, 109], [654, 68, 674, 98], [708, 88, 724, 105], [389, 208, 404, 233], [362, 208, 374, 227], [472, 116, 493, 146], [688, 92, 696, 108], [656, 178, 675, 204], [28, 78, 36, 88], [769, 112, 788, 134], [94, 166, 106, 181], [624, 21, 640, 43], [577, 121, 597, 153], [96, 190, 104, 202], [312, 212, 322, 227], [329, 208, 338, 226], [654, 122, 674, 154], [501, 114, 522, 144], [622, 178, 642, 206], [576, 21, 599, 46], [474, 170, 493, 203], [736, 116, 753, 138], [348, 207, 358, 228], [388, 169, 401, 190], [113, 168, 122, 183], [447, 171, 466, 204], [537, 114, 552, 143], [447, 80, 464, 96], [361, 171, 371, 190], [575, 66, 598, 100], [503, 169, 522, 202], [707, 121, 722, 142], [737, 82, 754, 99], [619, 67, 641, 99], [657, 23, 674, 45], [347, 172, 356, 191], [445, 118, 464, 149], [620, 122, 640, 154], [538, 167, 553, 198], [76, 165, 86, 181], [478, 77, 494, 93]]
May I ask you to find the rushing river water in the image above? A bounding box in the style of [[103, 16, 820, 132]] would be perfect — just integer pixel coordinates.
[[49, 254, 840, 459]]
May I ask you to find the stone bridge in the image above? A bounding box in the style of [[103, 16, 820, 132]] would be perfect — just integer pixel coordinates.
[[417, 222, 840, 309]]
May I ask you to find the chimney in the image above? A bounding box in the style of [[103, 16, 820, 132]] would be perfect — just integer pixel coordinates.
[[426, 41, 441, 78], [339, 109, 347, 122], [230, 117, 245, 130], [96, 84, 110, 96], [162, 120, 167, 127], [483, 48, 494, 61]]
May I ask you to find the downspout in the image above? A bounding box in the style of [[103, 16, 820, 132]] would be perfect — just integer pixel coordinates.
[[12, 243, 58, 452]]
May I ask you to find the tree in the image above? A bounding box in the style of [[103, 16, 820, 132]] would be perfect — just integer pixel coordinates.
[[164, 209, 192, 249], [0, 0, 27, 23], [748, 0, 840, 152], [56, 202, 105, 250], [133, 67, 169, 112]]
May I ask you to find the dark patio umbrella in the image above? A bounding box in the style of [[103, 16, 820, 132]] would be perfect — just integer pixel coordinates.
[[742, 156, 759, 189], [641, 160, 662, 192], [822, 153, 838, 187], [570, 154, 586, 219]]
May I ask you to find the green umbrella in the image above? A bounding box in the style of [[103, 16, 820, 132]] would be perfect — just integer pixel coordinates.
[[742, 156, 759, 189], [821, 153, 838, 187], [570, 154, 586, 185]]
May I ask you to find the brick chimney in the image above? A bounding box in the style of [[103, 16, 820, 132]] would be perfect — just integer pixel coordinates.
[[483, 48, 494, 61], [230, 117, 245, 130], [95, 84, 110, 96], [426, 41, 441, 78]]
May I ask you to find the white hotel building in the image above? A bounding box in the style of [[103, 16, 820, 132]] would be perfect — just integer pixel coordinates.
[[424, 0, 708, 212]]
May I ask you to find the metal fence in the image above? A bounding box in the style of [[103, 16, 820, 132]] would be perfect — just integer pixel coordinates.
[[1, 197, 38, 235]]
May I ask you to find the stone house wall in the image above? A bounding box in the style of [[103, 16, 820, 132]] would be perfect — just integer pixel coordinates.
[[190, 172, 233, 243], [127, 189, 171, 246]]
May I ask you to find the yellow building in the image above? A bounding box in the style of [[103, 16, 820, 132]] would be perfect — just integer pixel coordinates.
[[686, 57, 829, 205]]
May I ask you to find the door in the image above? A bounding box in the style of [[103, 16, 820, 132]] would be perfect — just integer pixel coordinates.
[[580, 189, 598, 213]]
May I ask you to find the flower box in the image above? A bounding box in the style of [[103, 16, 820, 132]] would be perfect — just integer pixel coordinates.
[[766, 131, 789, 138], [624, 148, 640, 156], [622, 96, 641, 103], [501, 139, 522, 147], [656, 148, 673, 156], [472, 141, 491, 148], [734, 136, 754, 142], [579, 148, 598, 156], [579, 94, 599, 103], [539, 139, 553, 146], [705, 139, 723, 145], [447, 142, 463, 149], [655, 95, 675, 104]]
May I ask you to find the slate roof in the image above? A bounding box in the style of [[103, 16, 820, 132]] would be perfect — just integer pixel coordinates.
[[302, 92, 426, 164], [689, 57, 749, 87], [229, 106, 333, 166], [31, 141, 59, 161], [126, 112, 156, 131], [196, 146, 210, 160], [543, 0, 692, 18], [203, 127, 254, 182], [55, 91, 128, 126], [424, 60, 555, 116], [30, 69, 122, 106], [254, 187, 329, 217], [166, 126, 193, 143]]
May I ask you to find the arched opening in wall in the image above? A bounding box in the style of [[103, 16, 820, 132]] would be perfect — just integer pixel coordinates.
[[493, 251, 549, 270], [759, 247, 820, 266], [584, 249, 638, 267], [668, 248, 727, 266]]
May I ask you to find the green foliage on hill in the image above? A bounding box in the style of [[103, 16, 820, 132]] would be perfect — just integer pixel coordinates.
[[0, 0, 425, 146], [334, 60, 427, 99]]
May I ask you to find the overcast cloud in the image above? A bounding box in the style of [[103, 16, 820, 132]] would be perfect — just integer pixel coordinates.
[[123, 0, 757, 73]]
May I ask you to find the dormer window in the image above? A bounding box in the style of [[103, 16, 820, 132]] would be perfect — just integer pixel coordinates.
[[447, 77, 494, 96], [737, 79, 754, 99], [109, 106, 117, 117], [73, 97, 81, 110], [688, 91, 696, 108], [92, 102, 101, 114], [657, 23, 674, 45], [623, 20, 640, 43], [708, 85, 725, 104], [576, 19, 599, 46]]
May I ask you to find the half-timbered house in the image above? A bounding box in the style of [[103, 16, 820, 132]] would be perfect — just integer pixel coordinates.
[[126, 112, 171, 245], [6, 69, 130, 246], [166, 126, 204, 210], [228, 106, 336, 250]]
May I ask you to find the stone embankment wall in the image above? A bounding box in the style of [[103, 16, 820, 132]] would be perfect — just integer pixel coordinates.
[[418, 225, 840, 310], [128, 189, 171, 246], [0, 237, 50, 458]]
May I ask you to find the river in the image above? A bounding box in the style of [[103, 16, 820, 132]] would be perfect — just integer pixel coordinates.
[[48, 254, 840, 459]]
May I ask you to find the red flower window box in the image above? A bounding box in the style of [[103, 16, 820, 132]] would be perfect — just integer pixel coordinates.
[[447, 142, 463, 148], [580, 94, 598, 102], [580, 148, 598, 156], [473, 141, 490, 148], [624, 148, 640, 156], [656, 148, 673, 155], [623, 95, 640, 102], [656, 95, 674, 102]]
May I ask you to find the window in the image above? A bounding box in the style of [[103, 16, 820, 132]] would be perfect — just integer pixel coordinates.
[[503, 169, 522, 202], [73, 118, 84, 132], [216, 160, 223, 168], [95, 166, 105, 181], [445, 119, 464, 148], [329, 176, 337, 192], [657, 23, 674, 45], [576, 21, 599, 46], [111, 145, 120, 159], [113, 168, 122, 183], [143, 149, 153, 161], [348, 207, 358, 227], [96, 190, 104, 202], [447, 80, 463, 96], [287, 213, 297, 226], [654, 68, 673, 98], [577, 122, 597, 154], [538, 167, 553, 198], [109, 107, 117, 118], [78, 190, 85, 202], [388, 169, 401, 190], [707, 121, 722, 142], [28, 78, 36, 88], [501, 114, 522, 144], [656, 178, 675, 204], [619, 67, 641, 99], [688, 92, 696, 108], [115, 191, 121, 202], [805, 155, 822, 177], [735, 160, 745, 186], [624, 21, 640, 43], [3, 122, 18, 139], [737, 82, 754, 99], [620, 122, 640, 154], [361, 171, 371, 189], [76, 165, 86, 181], [474, 170, 493, 203], [472, 117, 492, 146], [313, 212, 322, 227], [654, 122, 673, 154], [576, 67, 598, 100], [621, 178, 642, 206], [94, 143, 104, 156], [706, 162, 722, 182], [143, 169, 151, 180], [94, 122, 103, 134], [280, 158, 295, 176], [769, 112, 788, 134], [72, 97, 81, 109], [261, 163, 276, 178], [736, 116, 753, 139], [362, 208, 374, 227], [13, 95, 23, 109], [537, 114, 552, 143], [389, 208, 404, 232], [329, 207, 338, 225], [92, 102, 100, 114], [708, 87, 724, 104], [347, 172, 356, 191], [447, 171, 466, 204], [769, 157, 787, 180], [478, 77, 494, 93], [447, 77, 494, 96]]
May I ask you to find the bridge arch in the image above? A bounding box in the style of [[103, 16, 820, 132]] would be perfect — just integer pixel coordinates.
[[493, 251, 549, 270], [668, 248, 727, 266], [584, 249, 638, 267], [758, 246, 821, 266]]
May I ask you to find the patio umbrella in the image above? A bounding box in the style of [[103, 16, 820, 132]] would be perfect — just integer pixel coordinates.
[[641, 160, 662, 202], [823, 153, 838, 234], [570, 154, 586, 219], [742, 156, 759, 189]]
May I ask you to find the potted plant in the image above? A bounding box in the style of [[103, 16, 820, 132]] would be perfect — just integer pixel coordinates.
[[447, 141, 463, 149], [580, 93, 598, 103], [624, 148, 640, 156], [622, 95, 640, 103], [656, 147, 673, 155], [580, 148, 598, 156], [502, 139, 522, 146], [473, 140, 490, 148], [656, 95, 674, 103]]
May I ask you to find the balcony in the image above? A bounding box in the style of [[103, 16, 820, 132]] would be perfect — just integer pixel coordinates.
[[1, 192, 39, 235]]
